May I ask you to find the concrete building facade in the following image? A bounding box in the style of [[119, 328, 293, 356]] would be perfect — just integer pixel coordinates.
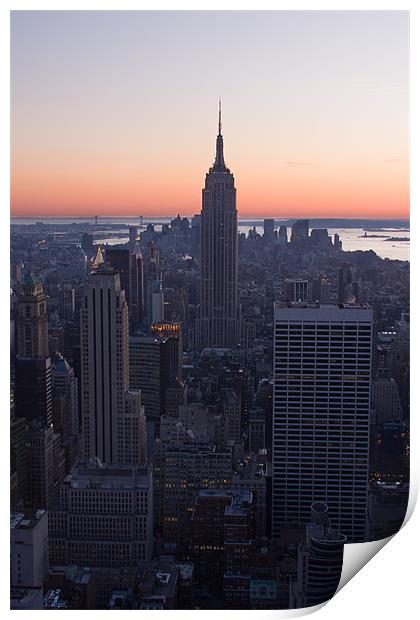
[[272, 303, 373, 542]]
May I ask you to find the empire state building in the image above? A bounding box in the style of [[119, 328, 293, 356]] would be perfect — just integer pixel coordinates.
[[198, 102, 240, 349]]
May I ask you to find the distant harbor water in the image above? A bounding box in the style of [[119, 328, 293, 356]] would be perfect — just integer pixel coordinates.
[[240, 225, 409, 261], [11, 217, 410, 262]]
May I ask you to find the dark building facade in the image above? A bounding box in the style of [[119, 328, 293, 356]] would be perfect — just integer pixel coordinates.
[[191, 489, 254, 598], [291, 502, 346, 608], [14, 276, 53, 425], [129, 326, 182, 432], [105, 246, 142, 332], [15, 357, 53, 426]]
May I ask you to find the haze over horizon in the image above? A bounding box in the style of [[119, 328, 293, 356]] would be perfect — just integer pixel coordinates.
[[10, 214, 410, 222], [11, 11, 409, 219]]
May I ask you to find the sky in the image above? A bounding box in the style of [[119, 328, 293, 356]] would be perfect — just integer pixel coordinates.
[[10, 10, 409, 219]]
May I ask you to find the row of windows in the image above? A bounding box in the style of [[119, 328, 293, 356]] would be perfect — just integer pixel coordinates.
[[275, 367, 371, 373], [275, 324, 372, 330], [273, 466, 369, 473], [273, 443, 369, 449], [275, 381, 370, 386], [275, 341, 372, 347], [275, 387, 370, 392], [275, 338, 371, 344], [272, 473, 367, 482], [274, 401, 370, 407], [273, 422, 369, 428], [273, 453, 368, 461]]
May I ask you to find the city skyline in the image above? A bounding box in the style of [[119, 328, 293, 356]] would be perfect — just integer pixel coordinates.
[[9, 10, 410, 611], [11, 11, 409, 219]]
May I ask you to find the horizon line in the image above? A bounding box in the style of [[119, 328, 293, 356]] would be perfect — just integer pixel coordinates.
[[10, 214, 410, 221]]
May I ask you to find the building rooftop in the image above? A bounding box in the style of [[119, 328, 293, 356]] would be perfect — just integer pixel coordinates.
[[108, 589, 133, 609], [66, 460, 151, 490], [11, 587, 43, 610], [53, 357, 71, 373], [275, 301, 372, 311], [198, 489, 233, 499], [48, 565, 93, 586], [44, 589, 69, 609], [11, 510, 46, 530], [274, 302, 373, 321], [196, 488, 253, 515], [308, 521, 346, 544], [175, 563, 194, 580], [21, 273, 40, 286], [129, 335, 172, 345], [233, 458, 267, 478], [137, 563, 179, 601]]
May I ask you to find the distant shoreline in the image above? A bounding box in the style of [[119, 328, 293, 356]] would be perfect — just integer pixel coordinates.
[[11, 216, 410, 230]]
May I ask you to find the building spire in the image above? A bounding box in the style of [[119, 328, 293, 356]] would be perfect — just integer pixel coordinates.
[[213, 98, 226, 170]]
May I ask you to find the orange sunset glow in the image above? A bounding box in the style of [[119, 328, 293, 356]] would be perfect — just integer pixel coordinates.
[[11, 11, 409, 219]]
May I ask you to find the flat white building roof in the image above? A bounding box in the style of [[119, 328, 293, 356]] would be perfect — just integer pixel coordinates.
[[274, 303, 372, 322]]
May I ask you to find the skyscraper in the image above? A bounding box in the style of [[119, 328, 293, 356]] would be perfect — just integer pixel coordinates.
[[80, 266, 144, 464], [132, 243, 144, 328], [52, 356, 79, 440], [143, 240, 163, 326], [272, 303, 373, 542], [198, 101, 240, 349], [128, 225, 138, 251], [129, 325, 182, 432], [191, 489, 254, 599], [149, 279, 164, 323], [26, 421, 65, 510], [290, 219, 309, 244], [123, 390, 148, 465], [11, 510, 49, 589], [14, 275, 52, 425], [337, 263, 358, 304], [263, 218, 275, 243], [290, 502, 346, 608], [15, 358, 53, 426], [16, 275, 48, 358], [48, 459, 153, 608], [284, 279, 310, 303], [11, 413, 28, 510], [278, 224, 288, 246], [52, 356, 80, 470], [81, 233, 94, 259], [105, 246, 142, 332], [129, 335, 161, 424], [59, 283, 76, 322]]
